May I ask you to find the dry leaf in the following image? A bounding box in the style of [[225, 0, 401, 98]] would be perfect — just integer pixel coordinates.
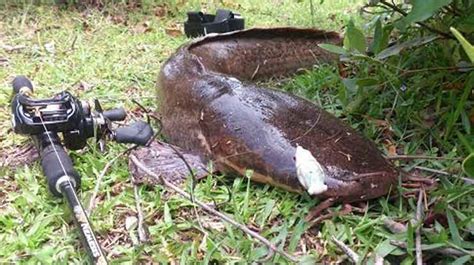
[[154, 5, 168, 18], [220, 0, 241, 9], [133, 21, 152, 34], [165, 27, 183, 37], [444, 82, 464, 90], [110, 14, 127, 25], [125, 216, 138, 231], [384, 140, 397, 156], [76, 81, 93, 91], [383, 218, 406, 233]]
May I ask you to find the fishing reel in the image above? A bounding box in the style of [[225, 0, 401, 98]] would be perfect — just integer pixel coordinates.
[[11, 76, 152, 151], [10, 75, 153, 264]]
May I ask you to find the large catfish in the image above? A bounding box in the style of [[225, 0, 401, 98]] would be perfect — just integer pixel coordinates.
[[130, 28, 398, 203]]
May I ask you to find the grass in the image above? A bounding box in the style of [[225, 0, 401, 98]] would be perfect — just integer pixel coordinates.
[[0, 0, 473, 264]]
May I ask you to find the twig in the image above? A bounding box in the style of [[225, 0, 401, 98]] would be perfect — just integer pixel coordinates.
[[165, 144, 208, 235], [87, 147, 134, 213], [390, 240, 469, 258], [132, 179, 150, 244], [385, 155, 462, 161], [415, 190, 424, 265], [130, 155, 298, 263], [331, 236, 359, 264], [414, 166, 474, 185], [400, 66, 473, 75], [379, 1, 453, 39], [414, 166, 450, 175], [69, 34, 78, 52], [1, 44, 26, 52]]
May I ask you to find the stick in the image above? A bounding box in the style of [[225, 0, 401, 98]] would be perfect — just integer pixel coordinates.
[[133, 180, 150, 243], [129, 155, 298, 263], [87, 147, 134, 214], [379, 1, 453, 39], [414, 166, 474, 185], [331, 236, 359, 263], [390, 240, 469, 257], [415, 190, 423, 265], [385, 155, 461, 161]]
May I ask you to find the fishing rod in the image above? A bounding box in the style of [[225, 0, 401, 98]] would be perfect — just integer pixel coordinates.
[[10, 76, 153, 264]]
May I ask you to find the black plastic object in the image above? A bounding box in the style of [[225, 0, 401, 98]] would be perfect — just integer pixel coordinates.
[[114, 121, 153, 145], [103, 108, 127, 121], [184, 9, 244, 38], [36, 132, 81, 197], [11, 90, 89, 135], [12, 75, 33, 94]]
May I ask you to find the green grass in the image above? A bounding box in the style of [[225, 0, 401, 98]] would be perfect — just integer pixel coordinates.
[[1, 0, 473, 264]]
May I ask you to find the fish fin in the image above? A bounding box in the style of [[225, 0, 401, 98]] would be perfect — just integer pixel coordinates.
[[129, 140, 210, 186]]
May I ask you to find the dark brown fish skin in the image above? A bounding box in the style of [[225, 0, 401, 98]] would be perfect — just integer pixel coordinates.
[[158, 28, 398, 203]]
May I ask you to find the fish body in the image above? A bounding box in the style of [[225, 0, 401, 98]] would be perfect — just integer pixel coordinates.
[[155, 28, 398, 202]]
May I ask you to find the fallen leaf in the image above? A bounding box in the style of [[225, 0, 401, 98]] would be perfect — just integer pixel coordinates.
[[383, 218, 407, 233], [165, 27, 183, 37], [444, 82, 465, 90], [424, 211, 448, 228], [337, 63, 349, 78], [76, 81, 93, 91], [125, 216, 138, 231], [133, 21, 152, 34], [110, 14, 127, 25], [221, 0, 242, 9], [82, 20, 91, 32], [111, 182, 125, 195], [386, 141, 397, 156], [154, 5, 168, 18]]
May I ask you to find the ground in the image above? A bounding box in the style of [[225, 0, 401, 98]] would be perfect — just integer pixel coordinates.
[[0, 0, 473, 264]]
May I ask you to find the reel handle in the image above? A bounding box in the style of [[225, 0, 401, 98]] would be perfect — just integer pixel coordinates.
[[114, 121, 153, 145], [103, 108, 127, 121]]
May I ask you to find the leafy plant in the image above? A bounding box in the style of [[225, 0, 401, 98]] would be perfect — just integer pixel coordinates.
[[451, 27, 474, 63], [321, 0, 473, 163], [318, 2, 474, 261]]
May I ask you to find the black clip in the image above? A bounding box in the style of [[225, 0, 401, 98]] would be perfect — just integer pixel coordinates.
[[184, 9, 245, 38]]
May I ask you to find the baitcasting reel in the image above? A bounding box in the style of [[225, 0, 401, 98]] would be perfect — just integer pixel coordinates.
[[11, 76, 151, 152], [10, 76, 153, 264]]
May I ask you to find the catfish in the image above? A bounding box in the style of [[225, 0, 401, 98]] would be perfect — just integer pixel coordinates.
[[130, 28, 398, 204]]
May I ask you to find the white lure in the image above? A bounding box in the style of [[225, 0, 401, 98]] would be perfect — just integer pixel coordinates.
[[295, 145, 328, 195]]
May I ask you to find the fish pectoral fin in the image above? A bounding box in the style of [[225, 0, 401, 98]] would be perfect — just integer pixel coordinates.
[[129, 140, 210, 186]]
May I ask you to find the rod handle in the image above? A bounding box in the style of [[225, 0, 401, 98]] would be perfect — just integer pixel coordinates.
[[37, 132, 81, 197]]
